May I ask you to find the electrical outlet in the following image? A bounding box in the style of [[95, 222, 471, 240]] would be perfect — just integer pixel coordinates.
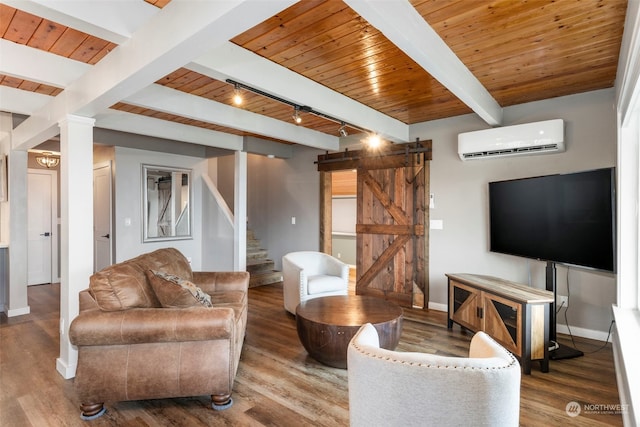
[[556, 295, 569, 309]]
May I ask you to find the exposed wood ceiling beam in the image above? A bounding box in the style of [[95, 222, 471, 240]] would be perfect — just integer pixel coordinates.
[[345, 0, 503, 126], [0, 30, 310, 149], [4, 0, 407, 148], [5, 0, 562, 152], [1, 0, 157, 44], [0, 40, 89, 88], [93, 109, 244, 152], [2, 0, 505, 152], [9, 0, 299, 151], [124, 84, 338, 150], [0, 86, 50, 116], [0, 0, 627, 151]]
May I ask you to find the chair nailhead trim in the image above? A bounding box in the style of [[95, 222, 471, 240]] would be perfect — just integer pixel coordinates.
[[351, 342, 519, 371]]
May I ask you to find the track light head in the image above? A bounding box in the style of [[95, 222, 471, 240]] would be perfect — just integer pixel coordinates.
[[292, 106, 302, 124], [339, 122, 348, 137], [232, 84, 243, 105]]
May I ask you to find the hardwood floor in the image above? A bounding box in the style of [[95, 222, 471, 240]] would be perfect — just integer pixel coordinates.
[[1, 282, 623, 426]]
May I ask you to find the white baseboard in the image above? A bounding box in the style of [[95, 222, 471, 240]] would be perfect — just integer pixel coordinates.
[[56, 357, 77, 379], [428, 301, 447, 312], [556, 323, 612, 342], [7, 305, 30, 317]]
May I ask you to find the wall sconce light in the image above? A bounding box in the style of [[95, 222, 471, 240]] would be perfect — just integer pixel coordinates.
[[36, 152, 60, 168]]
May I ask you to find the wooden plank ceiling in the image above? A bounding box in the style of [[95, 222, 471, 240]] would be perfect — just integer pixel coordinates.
[[0, 0, 628, 150]]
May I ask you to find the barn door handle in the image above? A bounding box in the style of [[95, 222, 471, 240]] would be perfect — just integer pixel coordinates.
[[40, 232, 50, 237], [101, 234, 110, 239]]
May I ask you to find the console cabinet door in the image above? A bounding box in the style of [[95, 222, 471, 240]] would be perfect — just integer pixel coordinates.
[[449, 281, 482, 331], [482, 293, 521, 355]]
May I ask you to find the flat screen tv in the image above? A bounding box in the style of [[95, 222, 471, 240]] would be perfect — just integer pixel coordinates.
[[489, 168, 616, 272]]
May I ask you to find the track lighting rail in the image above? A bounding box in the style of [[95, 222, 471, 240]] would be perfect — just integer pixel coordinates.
[[225, 79, 370, 135]]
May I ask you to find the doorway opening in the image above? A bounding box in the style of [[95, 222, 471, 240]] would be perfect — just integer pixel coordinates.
[[330, 170, 357, 291]]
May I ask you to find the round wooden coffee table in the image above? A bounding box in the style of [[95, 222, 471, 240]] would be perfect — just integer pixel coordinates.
[[296, 295, 403, 369]]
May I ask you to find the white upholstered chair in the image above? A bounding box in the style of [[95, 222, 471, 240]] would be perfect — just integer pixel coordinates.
[[282, 251, 349, 314], [347, 323, 521, 427]]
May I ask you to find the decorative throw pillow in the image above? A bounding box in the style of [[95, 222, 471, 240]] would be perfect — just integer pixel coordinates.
[[146, 270, 213, 308], [90, 263, 160, 311]]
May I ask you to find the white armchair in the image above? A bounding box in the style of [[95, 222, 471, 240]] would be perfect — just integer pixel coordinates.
[[282, 251, 349, 314], [348, 323, 521, 427]]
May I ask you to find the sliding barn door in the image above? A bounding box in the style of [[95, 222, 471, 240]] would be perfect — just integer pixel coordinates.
[[356, 162, 427, 308], [317, 141, 431, 309]]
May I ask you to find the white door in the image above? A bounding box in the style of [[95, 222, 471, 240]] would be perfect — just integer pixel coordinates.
[[94, 162, 112, 272], [27, 170, 55, 285]]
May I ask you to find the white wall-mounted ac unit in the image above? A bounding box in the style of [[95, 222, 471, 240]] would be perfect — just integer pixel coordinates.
[[458, 119, 565, 161]]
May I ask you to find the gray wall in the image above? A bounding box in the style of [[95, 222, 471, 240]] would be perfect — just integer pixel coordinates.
[[217, 155, 235, 213], [201, 180, 234, 271], [247, 154, 270, 242], [247, 147, 322, 270], [411, 88, 617, 337], [243, 88, 617, 337], [332, 234, 356, 265], [202, 155, 235, 271], [248, 88, 617, 338]]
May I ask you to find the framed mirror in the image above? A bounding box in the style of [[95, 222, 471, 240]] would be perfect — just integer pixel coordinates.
[[142, 164, 192, 242]]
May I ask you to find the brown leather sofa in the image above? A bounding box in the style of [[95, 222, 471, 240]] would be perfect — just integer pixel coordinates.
[[69, 248, 249, 420]]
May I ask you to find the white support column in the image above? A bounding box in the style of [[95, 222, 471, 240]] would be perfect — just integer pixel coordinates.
[[57, 115, 94, 379], [234, 151, 247, 272]]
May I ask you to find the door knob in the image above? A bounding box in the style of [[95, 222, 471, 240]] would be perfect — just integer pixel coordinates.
[[101, 234, 110, 239], [39, 232, 50, 237]]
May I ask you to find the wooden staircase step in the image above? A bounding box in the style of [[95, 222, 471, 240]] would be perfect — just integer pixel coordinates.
[[247, 259, 275, 273], [249, 270, 283, 288], [246, 228, 281, 288], [247, 240, 262, 249], [247, 249, 269, 260]]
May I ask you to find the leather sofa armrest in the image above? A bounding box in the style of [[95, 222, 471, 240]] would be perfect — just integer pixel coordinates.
[[193, 271, 249, 293], [69, 306, 235, 346]]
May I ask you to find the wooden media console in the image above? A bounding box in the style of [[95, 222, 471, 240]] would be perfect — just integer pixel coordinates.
[[446, 273, 554, 374]]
